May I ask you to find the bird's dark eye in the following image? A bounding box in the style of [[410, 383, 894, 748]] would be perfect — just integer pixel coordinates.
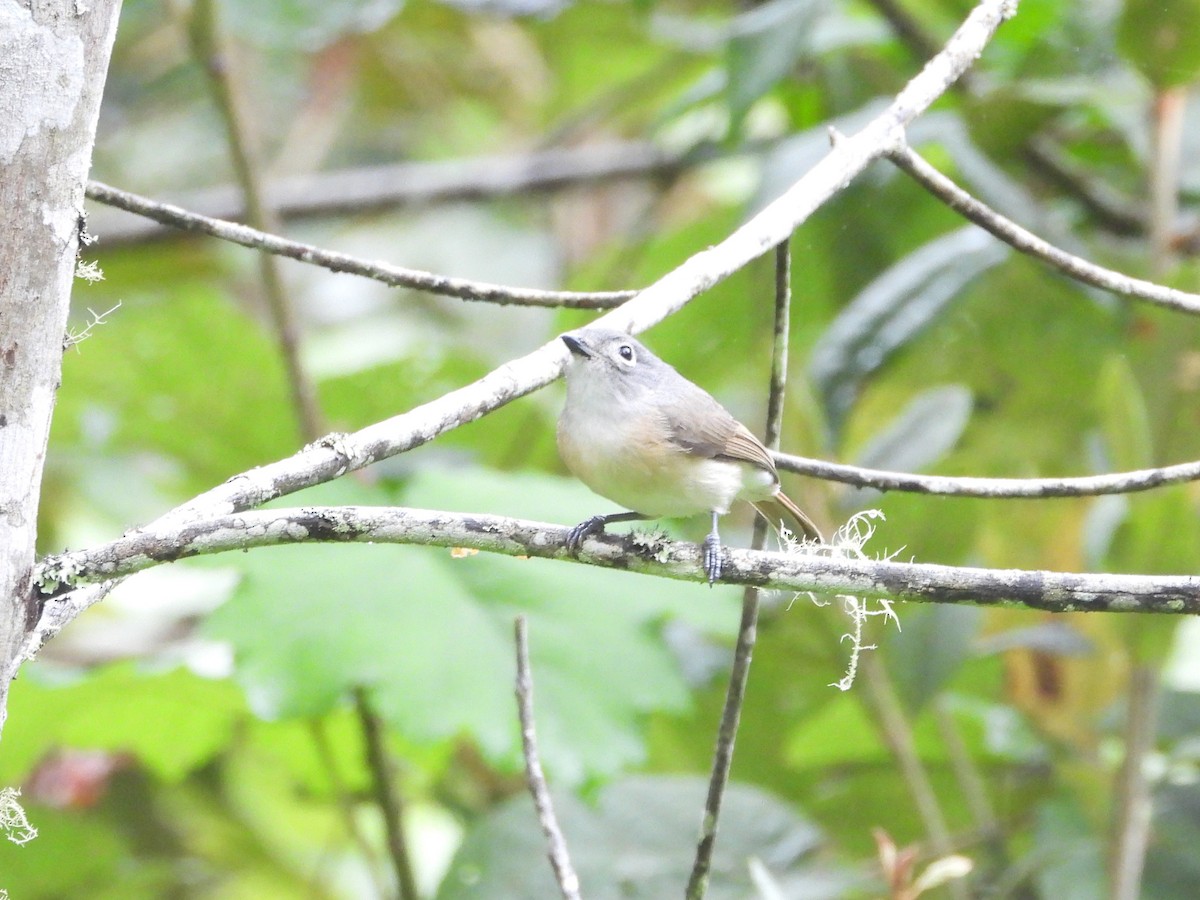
[[618, 345, 634, 361]]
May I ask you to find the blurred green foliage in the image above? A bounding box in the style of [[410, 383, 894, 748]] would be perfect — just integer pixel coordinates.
[[10, 0, 1200, 896]]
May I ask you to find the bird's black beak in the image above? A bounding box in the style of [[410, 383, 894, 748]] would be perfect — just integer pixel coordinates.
[[561, 334, 593, 358]]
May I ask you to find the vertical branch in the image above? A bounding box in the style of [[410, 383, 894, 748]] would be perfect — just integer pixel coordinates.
[[1110, 664, 1160, 900], [514, 617, 582, 900], [0, 0, 124, 737], [188, 0, 324, 440], [858, 654, 966, 899], [685, 241, 792, 899], [307, 719, 389, 896], [355, 687, 421, 900]]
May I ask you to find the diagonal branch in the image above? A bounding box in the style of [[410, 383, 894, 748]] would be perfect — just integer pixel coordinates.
[[514, 617, 582, 900], [32, 505, 1200, 615], [687, 242, 794, 899], [887, 143, 1200, 315]]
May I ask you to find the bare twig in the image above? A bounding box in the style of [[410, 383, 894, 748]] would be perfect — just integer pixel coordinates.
[[85, 180, 636, 309], [933, 698, 999, 839], [514, 617, 581, 900], [355, 687, 420, 900], [773, 452, 1200, 498], [307, 719, 389, 896], [190, 0, 324, 440], [1110, 664, 1161, 900], [687, 242, 793, 899], [30, 504, 1200, 614], [858, 653, 961, 893], [887, 143, 1200, 315]]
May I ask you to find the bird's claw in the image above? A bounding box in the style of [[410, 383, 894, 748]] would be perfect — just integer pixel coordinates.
[[566, 515, 607, 554], [702, 533, 723, 585]]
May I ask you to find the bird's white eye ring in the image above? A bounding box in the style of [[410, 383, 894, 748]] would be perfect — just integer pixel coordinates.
[[618, 345, 634, 361]]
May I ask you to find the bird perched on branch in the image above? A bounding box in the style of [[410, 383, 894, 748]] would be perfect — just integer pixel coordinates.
[[556, 327, 822, 584]]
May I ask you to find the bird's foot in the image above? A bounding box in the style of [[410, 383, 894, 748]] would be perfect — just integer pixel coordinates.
[[566, 515, 608, 554], [702, 532, 723, 585]]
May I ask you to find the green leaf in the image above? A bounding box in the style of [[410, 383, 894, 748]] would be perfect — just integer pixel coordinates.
[[1, 663, 245, 783], [726, 0, 825, 132], [844, 384, 973, 509], [438, 775, 840, 899], [809, 227, 1008, 435], [1095, 354, 1154, 472], [1118, 0, 1200, 87], [886, 605, 983, 714], [53, 289, 298, 488]]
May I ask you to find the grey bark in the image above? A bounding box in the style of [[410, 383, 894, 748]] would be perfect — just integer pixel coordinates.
[[0, 0, 124, 738]]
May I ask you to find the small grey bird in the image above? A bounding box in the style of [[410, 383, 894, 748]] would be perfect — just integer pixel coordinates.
[[556, 327, 822, 583]]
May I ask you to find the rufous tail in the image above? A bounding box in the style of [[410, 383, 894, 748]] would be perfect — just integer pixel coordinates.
[[752, 491, 824, 543]]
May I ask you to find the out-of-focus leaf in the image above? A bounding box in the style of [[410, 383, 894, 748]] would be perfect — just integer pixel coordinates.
[[438, 775, 841, 899], [809, 226, 1007, 434], [886, 605, 982, 714], [1117, 0, 1200, 88], [843, 384, 972, 509], [1144, 781, 1200, 898], [974, 622, 1094, 657], [1030, 800, 1106, 900], [0, 806, 129, 896], [52, 289, 298, 489], [1096, 354, 1153, 473], [1082, 493, 1129, 570], [0, 664, 245, 784], [726, 0, 826, 131], [1093, 356, 1187, 660]]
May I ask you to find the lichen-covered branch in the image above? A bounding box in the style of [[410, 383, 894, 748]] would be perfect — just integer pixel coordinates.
[[32, 506, 1200, 616]]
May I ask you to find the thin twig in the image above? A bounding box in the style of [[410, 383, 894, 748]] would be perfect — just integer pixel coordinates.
[[514, 617, 581, 900], [30, 504, 1200, 614], [686, 242, 792, 899], [84, 180, 635, 309], [887, 144, 1200, 316], [858, 653, 961, 891], [1109, 664, 1160, 900], [307, 719, 389, 896], [190, 0, 324, 439], [355, 687, 420, 900], [773, 452, 1200, 498], [932, 698, 998, 839]]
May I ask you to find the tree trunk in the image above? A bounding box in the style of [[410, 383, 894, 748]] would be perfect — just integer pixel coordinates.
[[0, 0, 124, 738]]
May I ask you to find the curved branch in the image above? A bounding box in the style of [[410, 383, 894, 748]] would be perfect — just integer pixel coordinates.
[[84, 181, 636, 309], [887, 144, 1200, 315], [773, 453, 1200, 498], [33, 506, 1200, 615]]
